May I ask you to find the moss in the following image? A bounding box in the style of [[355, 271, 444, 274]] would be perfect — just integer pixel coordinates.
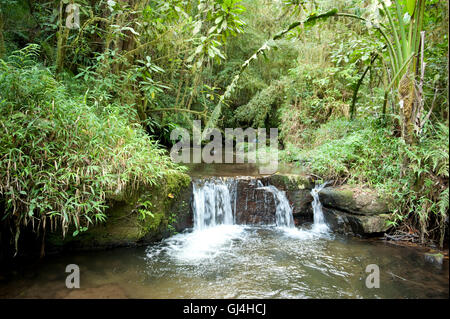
[[424, 252, 444, 267], [267, 173, 312, 191], [142, 212, 165, 233], [46, 172, 192, 250], [359, 214, 391, 233], [320, 186, 390, 215], [335, 190, 354, 205]]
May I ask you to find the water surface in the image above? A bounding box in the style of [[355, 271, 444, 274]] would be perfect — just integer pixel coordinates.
[[1, 225, 448, 299]]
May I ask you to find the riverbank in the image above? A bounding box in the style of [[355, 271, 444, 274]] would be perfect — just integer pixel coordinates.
[[279, 117, 449, 249]]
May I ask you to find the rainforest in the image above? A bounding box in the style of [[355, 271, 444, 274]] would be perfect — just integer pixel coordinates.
[[0, 0, 448, 300]]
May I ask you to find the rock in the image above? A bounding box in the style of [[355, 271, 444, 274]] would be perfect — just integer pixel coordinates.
[[424, 252, 444, 268], [233, 174, 315, 225], [287, 190, 313, 219], [261, 174, 314, 223], [46, 172, 192, 251], [263, 173, 314, 191], [322, 207, 391, 235], [319, 186, 391, 215], [235, 178, 276, 225]]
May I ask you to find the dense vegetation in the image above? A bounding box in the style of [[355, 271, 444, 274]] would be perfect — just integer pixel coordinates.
[[0, 0, 448, 253]]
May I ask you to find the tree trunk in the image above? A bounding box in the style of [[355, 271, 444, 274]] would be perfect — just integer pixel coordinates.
[[398, 68, 417, 145], [55, 1, 70, 74], [0, 12, 5, 59]]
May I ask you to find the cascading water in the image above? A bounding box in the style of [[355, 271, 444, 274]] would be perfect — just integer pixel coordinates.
[[192, 178, 295, 229], [310, 182, 330, 232], [159, 178, 242, 261], [256, 181, 294, 228], [192, 178, 237, 229], [189, 178, 331, 238], [166, 177, 298, 261]]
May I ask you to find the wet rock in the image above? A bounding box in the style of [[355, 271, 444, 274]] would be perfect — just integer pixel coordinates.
[[319, 186, 391, 215], [235, 178, 276, 225], [287, 190, 313, 219], [46, 172, 192, 251], [263, 173, 313, 191], [261, 174, 314, 223], [233, 174, 314, 225], [322, 207, 391, 235], [424, 252, 444, 268]]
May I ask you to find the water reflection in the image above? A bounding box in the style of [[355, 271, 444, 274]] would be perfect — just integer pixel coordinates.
[[0, 225, 447, 299]]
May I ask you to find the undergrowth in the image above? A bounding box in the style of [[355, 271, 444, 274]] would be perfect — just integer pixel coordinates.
[[281, 118, 449, 247], [0, 45, 183, 249]]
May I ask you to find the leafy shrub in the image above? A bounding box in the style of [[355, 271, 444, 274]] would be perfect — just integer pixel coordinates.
[[234, 78, 288, 128], [278, 62, 355, 146], [0, 45, 183, 249]]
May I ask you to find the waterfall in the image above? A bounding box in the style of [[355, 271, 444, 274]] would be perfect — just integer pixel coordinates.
[[192, 179, 237, 230], [310, 183, 330, 232], [192, 178, 295, 229], [256, 182, 294, 228]]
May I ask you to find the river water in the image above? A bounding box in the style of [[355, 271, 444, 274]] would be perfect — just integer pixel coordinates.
[[0, 225, 448, 298], [0, 177, 448, 299]]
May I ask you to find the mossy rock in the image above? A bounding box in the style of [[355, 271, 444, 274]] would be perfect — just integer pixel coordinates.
[[264, 173, 313, 191], [46, 172, 192, 251], [319, 185, 391, 215], [322, 207, 392, 235], [424, 252, 444, 268], [358, 214, 391, 233]]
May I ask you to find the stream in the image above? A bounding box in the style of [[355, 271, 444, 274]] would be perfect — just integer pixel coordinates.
[[0, 174, 448, 299]]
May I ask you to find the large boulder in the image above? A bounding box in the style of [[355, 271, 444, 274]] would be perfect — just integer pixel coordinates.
[[322, 207, 391, 235], [224, 174, 314, 225], [318, 185, 392, 235], [319, 186, 391, 215], [46, 172, 192, 252], [263, 173, 313, 191], [235, 178, 276, 225]]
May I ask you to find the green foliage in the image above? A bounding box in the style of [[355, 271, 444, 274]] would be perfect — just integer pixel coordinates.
[[278, 62, 354, 146], [167, 212, 178, 235], [189, 0, 246, 67], [0, 45, 183, 243], [282, 118, 449, 247], [234, 78, 287, 128], [137, 200, 155, 221], [0, 0, 448, 250]]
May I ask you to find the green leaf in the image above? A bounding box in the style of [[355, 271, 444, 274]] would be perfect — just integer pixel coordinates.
[[401, 0, 416, 16], [195, 44, 204, 55], [406, 0, 416, 16], [193, 21, 202, 35]]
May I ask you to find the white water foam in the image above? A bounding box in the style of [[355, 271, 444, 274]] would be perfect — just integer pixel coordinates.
[[256, 182, 294, 228], [147, 178, 332, 263], [162, 225, 244, 262], [310, 182, 330, 233], [157, 179, 243, 262]]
